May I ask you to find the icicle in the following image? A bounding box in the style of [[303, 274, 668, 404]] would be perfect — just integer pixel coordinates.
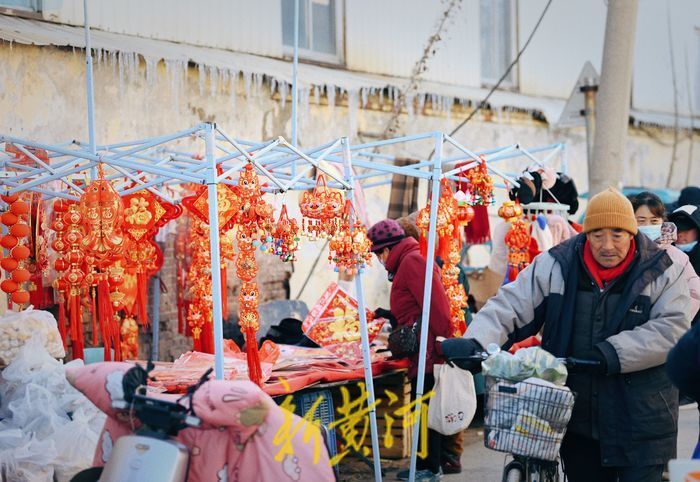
[[207, 65, 218, 96], [254, 73, 263, 94], [221, 69, 230, 95], [300, 87, 310, 131], [229, 72, 237, 109], [313, 85, 320, 105], [269, 77, 278, 105], [243, 71, 252, 97], [198, 64, 206, 96], [418, 93, 427, 114], [360, 87, 368, 109], [280, 82, 288, 107], [379, 88, 384, 109], [347, 89, 359, 138], [327, 85, 336, 109], [406, 93, 415, 117], [118, 51, 126, 98], [145, 57, 157, 88]]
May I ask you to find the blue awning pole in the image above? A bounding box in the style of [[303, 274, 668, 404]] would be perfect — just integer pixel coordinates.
[[342, 137, 383, 482], [82, 0, 97, 180], [291, 0, 300, 178], [408, 133, 443, 482], [204, 123, 225, 379], [151, 273, 161, 361]]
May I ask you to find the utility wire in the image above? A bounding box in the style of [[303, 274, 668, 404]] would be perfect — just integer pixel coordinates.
[[442, 0, 553, 142]]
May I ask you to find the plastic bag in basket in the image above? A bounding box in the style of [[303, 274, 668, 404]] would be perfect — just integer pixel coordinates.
[[302, 283, 386, 364], [0, 307, 65, 365], [482, 346, 568, 385]]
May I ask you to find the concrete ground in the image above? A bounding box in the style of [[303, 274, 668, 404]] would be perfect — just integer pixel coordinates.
[[340, 404, 699, 481]]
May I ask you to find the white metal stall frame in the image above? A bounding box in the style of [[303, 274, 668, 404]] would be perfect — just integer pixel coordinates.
[[0, 125, 566, 482]]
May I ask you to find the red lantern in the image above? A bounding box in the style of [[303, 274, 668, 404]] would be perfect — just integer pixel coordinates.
[[11, 245, 30, 260], [1, 194, 19, 204], [1, 212, 18, 226], [1, 235, 18, 249], [9, 223, 30, 238], [11, 290, 29, 304], [54, 259, 68, 272], [9, 201, 29, 216], [1, 257, 18, 271], [1, 279, 18, 293], [11, 269, 30, 283]]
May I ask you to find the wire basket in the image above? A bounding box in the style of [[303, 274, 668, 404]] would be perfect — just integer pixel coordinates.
[[482, 375, 575, 461]]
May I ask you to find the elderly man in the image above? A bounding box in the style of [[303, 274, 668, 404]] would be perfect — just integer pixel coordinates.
[[443, 188, 691, 482]]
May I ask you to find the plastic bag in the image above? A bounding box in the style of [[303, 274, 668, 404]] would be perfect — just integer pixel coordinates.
[[0, 338, 104, 482], [482, 346, 568, 385], [428, 363, 477, 435], [0, 307, 65, 365]]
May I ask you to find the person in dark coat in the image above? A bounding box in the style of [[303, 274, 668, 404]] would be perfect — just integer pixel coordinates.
[[667, 321, 700, 458], [669, 204, 700, 324], [667, 186, 700, 213], [368, 219, 453, 481], [442, 188, 691, 482]]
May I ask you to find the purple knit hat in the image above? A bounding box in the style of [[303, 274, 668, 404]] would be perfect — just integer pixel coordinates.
[[368, 219, 406, 253]]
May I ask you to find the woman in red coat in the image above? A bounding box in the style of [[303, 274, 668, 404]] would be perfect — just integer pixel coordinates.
[[368, 219, 454, 481]]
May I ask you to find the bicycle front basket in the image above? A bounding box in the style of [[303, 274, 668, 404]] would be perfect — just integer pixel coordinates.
[[482, 375, 575, 461]]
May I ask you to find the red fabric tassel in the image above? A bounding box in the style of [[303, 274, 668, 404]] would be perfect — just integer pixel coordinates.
[[221, 267, 228, 321], [245, 326, 263, 386], [464, 204, 491, 245], [57, 298, 67, 350], [69, 294, 84, 360], [90, 288, 98, 346], [135, 272, 150, 328], [419, 233, 428, 258], [201, 321, 214, 354]]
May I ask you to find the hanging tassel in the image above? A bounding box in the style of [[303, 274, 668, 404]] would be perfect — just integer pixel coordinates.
[[419, 232, 428, 258], [90, 287, 98, 345], [57, 298, 67, 350], [221, 267, 228, 321], [135, 271, 149, 328], [464, 204, 491, 245], [97, 278, 114, 361], [245, 326, 263, 386], [69, 294, 84, 360]]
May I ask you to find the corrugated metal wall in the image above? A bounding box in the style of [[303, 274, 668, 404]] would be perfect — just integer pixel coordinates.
[[344, 0, 481, 87], [41, 0, 700, 118], [43, 0, 284, 58]]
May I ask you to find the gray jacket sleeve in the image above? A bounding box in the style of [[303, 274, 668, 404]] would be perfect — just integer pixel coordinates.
[[466, 253, 557, 348], [605, 263, 692, 374]]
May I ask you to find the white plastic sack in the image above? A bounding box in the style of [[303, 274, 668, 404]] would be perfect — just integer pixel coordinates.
[[427, 363, 477, 435], [0, 307, 65, 365]]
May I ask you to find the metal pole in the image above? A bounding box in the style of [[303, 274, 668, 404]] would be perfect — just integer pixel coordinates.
[[151, 272, 161, 361], [291, 0, 300, 177], [408, 133, 442, 482], [205, 123, 225, 379], [581, 84, 598, 168], [589, 0, 639, 196], [82, 0, 97, 180], [342, 138, 382, 482]]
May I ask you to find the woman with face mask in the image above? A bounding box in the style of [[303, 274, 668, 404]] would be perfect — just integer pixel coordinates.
[[629, 192, 700, 319]]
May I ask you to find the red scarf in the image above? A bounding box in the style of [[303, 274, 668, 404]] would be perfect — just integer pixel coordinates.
[[583, 238, 636, 289]]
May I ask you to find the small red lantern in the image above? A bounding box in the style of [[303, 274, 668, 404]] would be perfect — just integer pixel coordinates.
[[1, 194, 19, 203], [11, 290, 30, 304], [11, 245, 30, 260], [1, 235, 18, 249], [1, 257, 18, 271], [9, 223, 30, 238], [11, 269, 30, 283], [9, 201, 29, 216], [1, 212, 18, 226], [1, 279, 18, 293]]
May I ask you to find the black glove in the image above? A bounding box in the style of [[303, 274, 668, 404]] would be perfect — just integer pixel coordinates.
[[374, 308, 397, 329], [440, 338, 484, 373], [567, 348, 608, 375]]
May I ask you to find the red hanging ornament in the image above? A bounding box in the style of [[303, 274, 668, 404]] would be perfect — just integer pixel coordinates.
[[271, 204, 300, 262], [328, 200, 372, 275], [299, 174, 343, 239], [499, 201, 529, 284]]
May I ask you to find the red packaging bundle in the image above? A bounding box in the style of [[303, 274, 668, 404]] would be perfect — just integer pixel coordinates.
[[302, 282, 386, 364]]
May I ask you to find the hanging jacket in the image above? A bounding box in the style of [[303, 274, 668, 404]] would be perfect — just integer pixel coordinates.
[[385, 237, 453, 378], [466, 233, 691, 466]]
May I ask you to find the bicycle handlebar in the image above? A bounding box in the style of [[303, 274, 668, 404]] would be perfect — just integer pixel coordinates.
[[446, 352, 602, 368]]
